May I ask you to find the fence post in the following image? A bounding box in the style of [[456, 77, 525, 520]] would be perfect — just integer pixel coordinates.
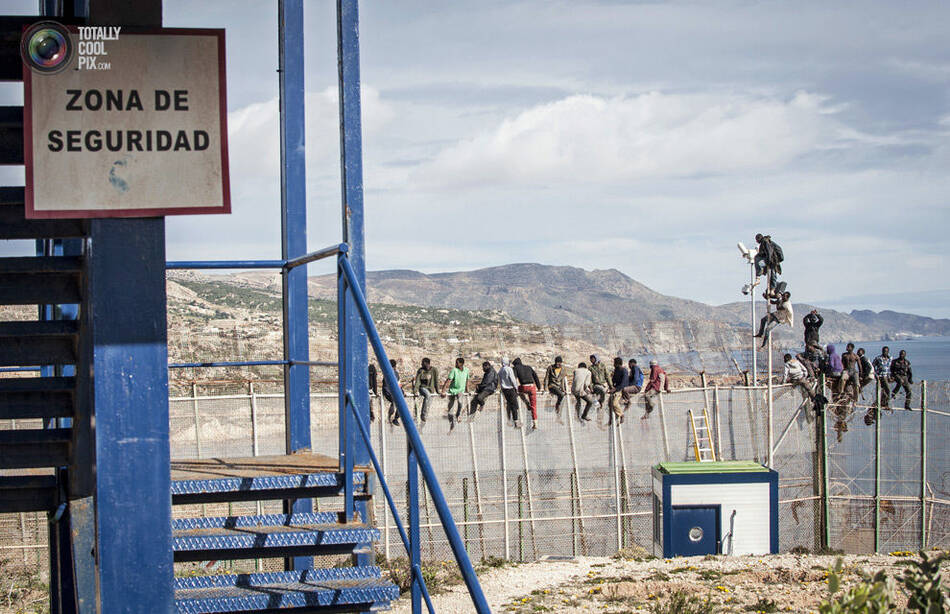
[[462, 477, 469, 552], [658, 393, 670, 461], [517, 474, 524, 561], [518, 422, 537, 559], [874, 379, 881, 554], [820, 374, 830, 551], [407, 447, 421, 614], [565, 392, 587, 555], [920, 380, 927, 550], [713, 385, 722, 460], [380, 403, 389, 560], [249, 381, 259, 457], [468, 421, 486, 559], [498, 392, 509, 560], [191, 381, 202, 458], [611, 419, 622, 553], [767, 338, 773, 468]]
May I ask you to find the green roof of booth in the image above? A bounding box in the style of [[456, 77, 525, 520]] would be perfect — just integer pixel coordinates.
[[655, 460, 768, 474]]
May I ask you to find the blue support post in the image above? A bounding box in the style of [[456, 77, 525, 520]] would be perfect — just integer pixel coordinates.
[[337, 0, 372, 571], [407, 448, 422, 614], [278, 0, 313, 571], [88, 219, 174, 613]]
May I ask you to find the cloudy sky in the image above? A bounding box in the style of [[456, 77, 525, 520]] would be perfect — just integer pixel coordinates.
[[4, 1, 950, 316]]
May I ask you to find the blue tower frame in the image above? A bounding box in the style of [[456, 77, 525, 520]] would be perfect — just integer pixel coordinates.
[[1, 1, 489, 611]]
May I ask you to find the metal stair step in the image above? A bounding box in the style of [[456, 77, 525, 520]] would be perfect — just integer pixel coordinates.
[[0, 428, 71, 469], [173, 515, 380, 562], [172, 512, 343, 531], [171, 470, 366, 505], [0, 188, 86, 238], [174, 567, 399, 614], [0, 320, 79, 367], [0, 474, 58, 513], [0, 376, 75, 420], [0, 257, 83, 305], [0, 106, 22, 165]]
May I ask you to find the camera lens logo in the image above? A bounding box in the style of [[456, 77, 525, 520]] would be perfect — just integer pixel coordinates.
[[21, 21, 73, 75]]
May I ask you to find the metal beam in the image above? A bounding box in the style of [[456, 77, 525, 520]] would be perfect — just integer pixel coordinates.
[[278, 0, 313, 571]]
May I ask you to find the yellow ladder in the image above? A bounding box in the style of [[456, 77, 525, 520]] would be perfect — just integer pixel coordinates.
[[689, 408, 717, 462]]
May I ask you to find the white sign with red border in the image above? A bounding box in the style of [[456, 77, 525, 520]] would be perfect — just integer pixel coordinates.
[[23, 26, 230, 219]]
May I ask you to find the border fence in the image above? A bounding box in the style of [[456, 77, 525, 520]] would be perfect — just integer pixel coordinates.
[[2, 381, 947, 574]]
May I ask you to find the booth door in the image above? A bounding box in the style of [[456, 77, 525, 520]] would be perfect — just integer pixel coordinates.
[[670, 505, 719, 556]]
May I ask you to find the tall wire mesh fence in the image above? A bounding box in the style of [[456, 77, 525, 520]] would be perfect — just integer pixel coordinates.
[[2, 381, 948, 575]]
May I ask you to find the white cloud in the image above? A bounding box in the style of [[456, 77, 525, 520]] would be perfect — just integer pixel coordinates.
[[412, 91, 848, 189], [226, 86, 395, 184]]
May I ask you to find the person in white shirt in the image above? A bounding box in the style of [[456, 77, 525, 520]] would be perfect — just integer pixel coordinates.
[[754, 291, 794, 348], [571, 362, 599, 421], [498, 357, 521, 428], [782, 353, 815, 402]]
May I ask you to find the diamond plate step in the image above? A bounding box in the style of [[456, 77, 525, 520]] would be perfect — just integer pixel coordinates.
[[173, 514, 380, 562], [0, 320, 79, 367], [0, 375, 75, 420], [172, 512, 343, 532], [174, 566, 399, 614], [171, 469, 366, 505]]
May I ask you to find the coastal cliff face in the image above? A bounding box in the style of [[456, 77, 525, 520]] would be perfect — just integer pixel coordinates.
[[161, 263, 945, 388]]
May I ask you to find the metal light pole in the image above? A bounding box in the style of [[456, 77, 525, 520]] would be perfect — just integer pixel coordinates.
[[738, 243, 757, 385]]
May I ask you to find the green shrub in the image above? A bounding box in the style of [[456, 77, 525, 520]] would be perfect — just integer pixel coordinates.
[[649, 589, 718, 614], [897, 550, 949, 613], [818, 558, 895, 613]]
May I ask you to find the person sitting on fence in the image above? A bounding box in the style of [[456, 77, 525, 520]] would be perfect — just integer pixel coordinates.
[[803, 309, 823, 347], [412, 357, 439, 424], [571, 361, 599, 422], [872, 346, 892, 409], [608, 356, 630, 424], [889, 349, 913, 410], [782, 353, 815, 403], [588, 354, 610, 409], [824, 343, 843, 383], [381, 359, 401, 425], [622, 358, 644, 405], [857, 348, 875, 398], [499, 357, 521, 428], [643, 360, 669, 418], [841, 343, 861, 402], [542, 356, 568, 419], [753, 290, 794, 348], [441, 356, 471, 430], [512, 357, 541, 430], [797, 342, 826, 379], [469, 361, 497, 416]]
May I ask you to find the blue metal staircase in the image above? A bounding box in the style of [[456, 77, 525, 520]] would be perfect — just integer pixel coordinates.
[[168, 458, 398, 612], [1, 2, 489, 611], [0, 187, 84, 515]]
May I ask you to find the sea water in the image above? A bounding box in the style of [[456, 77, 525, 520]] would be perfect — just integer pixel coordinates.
[[827, 336, 950, 382]]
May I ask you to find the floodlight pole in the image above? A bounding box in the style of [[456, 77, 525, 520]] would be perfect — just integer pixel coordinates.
[[750, 260, 757, 386]]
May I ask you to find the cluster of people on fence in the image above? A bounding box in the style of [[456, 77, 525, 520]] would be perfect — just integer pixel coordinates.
[[368, 354, 671, 431], [742, 233, 916, 435]]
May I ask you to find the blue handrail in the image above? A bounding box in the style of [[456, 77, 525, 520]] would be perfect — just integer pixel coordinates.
[[344, 392, 437, 614], [338, 253, 491, 614]]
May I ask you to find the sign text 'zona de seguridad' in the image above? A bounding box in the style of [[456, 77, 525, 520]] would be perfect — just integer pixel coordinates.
[[46, 88, 209, 152]]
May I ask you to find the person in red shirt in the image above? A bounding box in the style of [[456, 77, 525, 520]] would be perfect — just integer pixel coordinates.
[[642, 360, 668, 419]]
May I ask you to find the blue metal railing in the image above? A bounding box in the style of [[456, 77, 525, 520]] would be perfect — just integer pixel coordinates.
[[337, 252, 491, 614]]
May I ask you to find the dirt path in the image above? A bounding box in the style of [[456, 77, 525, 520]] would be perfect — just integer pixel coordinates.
[[388, 552, 947, 613]]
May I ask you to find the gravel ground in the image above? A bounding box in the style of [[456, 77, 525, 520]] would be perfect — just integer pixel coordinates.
[[387, 552, 949, 613]]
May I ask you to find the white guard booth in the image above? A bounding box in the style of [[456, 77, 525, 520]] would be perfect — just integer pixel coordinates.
[[652, 460, 778, 558]]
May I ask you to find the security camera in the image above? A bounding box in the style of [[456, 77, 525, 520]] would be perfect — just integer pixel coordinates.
[[737, 242, 753, 261]]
